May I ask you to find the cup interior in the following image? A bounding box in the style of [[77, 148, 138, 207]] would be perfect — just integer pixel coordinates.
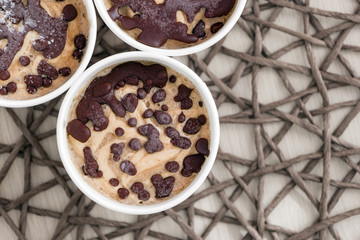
[[57, 52, 220, 215], [94, 0, 247, 56], [0, 0, 97, 108]]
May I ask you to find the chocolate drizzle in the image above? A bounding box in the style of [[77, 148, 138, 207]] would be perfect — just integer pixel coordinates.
[[76, 62, 168, 130], [108, 0, 236, 47], [0, 0, 70, 71]]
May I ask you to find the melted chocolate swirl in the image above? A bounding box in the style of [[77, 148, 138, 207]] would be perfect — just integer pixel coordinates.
[[108, 0, 236, 47], [0, 0, 69, 71]]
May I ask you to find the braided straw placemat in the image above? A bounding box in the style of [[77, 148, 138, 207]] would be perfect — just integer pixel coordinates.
[[1, 0, 360, 239]]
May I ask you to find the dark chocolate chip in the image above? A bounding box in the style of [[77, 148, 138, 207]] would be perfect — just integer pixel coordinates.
[[118, 188, 129, 199], [66, 119, 91, 143], [165, 127, 180, 139], [131, 182, 144, 194], [32, 38, 48, 51], [128, 117, 137, 127], [6, 82, 17, 93], [110, 142, 125, 162], [192, 20, 206, 38], [109, 178, 119, 186], [24, 75, 43, 87], [137, 88, 147, 99], [169, 75, 177, 83], [199, 101, 203, 107], [59, 67, 71, 77], [0, 70, 10, 80], [137, 124, 164, 153], [63, 4, 78, 21], [151, 174, 175, 198], [178, 112, 186, 123], [125, 76, 139, 85], [38, 60, 58, 80], [19, 56, 30, 66], [198, 115, 207, 125], [82, 147, 103, 178], [118, 80, 125, 87], [74, 34, 87, 49], [138, 190, 150, 201], [183, 118, 201, 135], [153, 110, 172, 125], [93, 81, 112, 98], [72, 49, 83, 60], [42, 77, 52, 88], [129, 138, 142, 151], [181, 154, 205, 177], [195, 138, 210, 156], [152, 89, 166, 103], [165, 161, 180, 173], [120, 160, 137, 176], [142, 109, 153, 118], [83, 101, 109, 131], [171, 137, 191, 149], [174, 84, 192, 102], [181, 98, 193, 110], [26, 85, 37, 94], [161, 105, 168, 111], [0, 87, 7, 95], [115, 127, 124, 137], [211, 22, 224, 34], [121, 93, 138, 112]]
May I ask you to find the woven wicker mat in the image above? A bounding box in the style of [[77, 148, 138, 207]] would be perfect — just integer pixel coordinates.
[[1, 0, 360, 239]]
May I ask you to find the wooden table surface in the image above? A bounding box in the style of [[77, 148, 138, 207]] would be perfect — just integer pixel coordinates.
[[1, 0, 360, 239]]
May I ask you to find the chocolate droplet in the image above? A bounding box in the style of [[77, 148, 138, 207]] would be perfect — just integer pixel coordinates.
[[143, 109, 154, 118], [211, 22, 224, 34], [192, 20, 206, 38], [178, 112, 186, 123], [129, 138, 142, 151], [165, 161, 180, 173], [59, 67, 71, 77], [183, 118, 201, 135], [128, 117, 137, 127], [109, 178, 119, 186], [115, 127, 124, 137], [121, 93, 138, 112], [152, 89, 166, 103], [118, 188, 130, 199], [181, 154, 205, 177], [19, 56, 30, 66], [67, 119, 91, 143], [38, 60, 58, 80], [120, 160, 137, 176], [153, 110, 172, 125], [6, 82, 17, 93], [63, 4, 78, 21], [82, 147, 103, 178], [198, 115, 207, 125], [33, 39, 48, 51], [131, 182, 144, 194], [74, 34, 87, 50], [151, 174, 175, 198], [137, 88, 147, 99], [196, 138, 210, 156], [0, 70, 10, 80]]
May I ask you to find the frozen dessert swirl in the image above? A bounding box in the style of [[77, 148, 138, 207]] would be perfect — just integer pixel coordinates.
[[108, 0, 236, 47], [0, 0, 69, 71]]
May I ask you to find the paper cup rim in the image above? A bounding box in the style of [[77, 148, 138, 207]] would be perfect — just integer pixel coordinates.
[[0, 0, 97, 108], [57, 52, 220, 215], [94, 0, 247, 56]]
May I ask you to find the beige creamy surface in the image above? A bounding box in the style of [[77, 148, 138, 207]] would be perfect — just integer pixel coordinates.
[[67, 62, 211, 205], [103, 0, 235, 49], [0, 0, 89, 100]]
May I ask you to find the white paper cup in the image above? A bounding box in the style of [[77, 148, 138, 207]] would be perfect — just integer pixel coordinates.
[[0, 1, 97, 108], [57, 52, 220, 215], [94, 0, 247, 56]]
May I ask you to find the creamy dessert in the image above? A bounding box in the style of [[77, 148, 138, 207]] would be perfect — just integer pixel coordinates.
[[0, 0, 89, 100], [66, 61, 211, 205], [104, 0, 237, 48]]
